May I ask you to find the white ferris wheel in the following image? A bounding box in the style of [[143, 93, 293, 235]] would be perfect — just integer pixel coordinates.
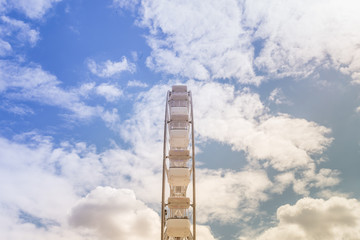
[[161, 85, 196, 240]]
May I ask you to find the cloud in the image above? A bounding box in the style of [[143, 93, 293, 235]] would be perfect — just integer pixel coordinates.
[[0, 15, 40, 47], [137, 0, 360, 84], [127, 79, 148, 88], [69, 187, 160, 240], [189, 81, 332, 172], [0, 38, 12, 56], [196, 169, 272, 223], [112, 0, 140, 12], [139, 0, 261, 84], [254, 197, 360, 240], [87, 57, 135, 78], [77, 82, 123, 102], [6, 0, 62, 19], [68, 187, 218, 240], [0, 135, 78, 224], [0, 101, 34, 115], [0, 133, 218, 239], [95, 83, 123, 102], [268, 88, 287, 105], [117, 81, 339, 224], [245, 0, 360, 83], [0, 60, 107, 119]]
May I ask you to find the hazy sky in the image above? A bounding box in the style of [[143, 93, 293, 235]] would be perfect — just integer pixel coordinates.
[[1, 0, 360, 239]]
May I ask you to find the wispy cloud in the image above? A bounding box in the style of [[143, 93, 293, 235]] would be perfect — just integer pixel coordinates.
[[0, 16, 39, 49], [0, 39, 12, 56], [0, 60, 109, 120], [87, 57, 135, 78], [269, 88, 288, 105], [112, 0, 140, 12], [5, 0, 62, 19], [0, 101, 34, 115], [127, 79, 148, 88]]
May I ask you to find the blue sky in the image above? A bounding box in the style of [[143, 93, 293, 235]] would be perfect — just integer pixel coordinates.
[[1, 0, 360, 239]]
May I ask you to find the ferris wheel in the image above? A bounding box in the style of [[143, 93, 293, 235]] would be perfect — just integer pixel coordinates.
[[161, 85, 196, 240]]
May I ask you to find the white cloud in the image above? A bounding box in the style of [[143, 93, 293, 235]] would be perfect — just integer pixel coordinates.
[[268, 88, 287, 105], [68, 186, 218, 240], [0, 60, 106, 119], [95, 83, 123, 102], [0, 38, 11, 56], [77, 82, 124, 103], [140, 0, 261, 84], [0, 0, 6, 12], [254, 197, 360, 240], [87, 57, 135, 78], [0, 135, 78, 225], [138, 0, 360, 84], [0, 16, 40, 47], [77, 82, 96, 97], [127, 79, 148, 88], [0, 101, 34, 115], [189, 81, 332, 172], [69, 187, 160, 240], [197, 225, 218, 240], [8, 0, 62, 19], [247, 0, 360, 83], [112, 0, 140, 12], [119, 83, 169, 158], [0, 133, 218, 239], [197, 168, 272, 223]]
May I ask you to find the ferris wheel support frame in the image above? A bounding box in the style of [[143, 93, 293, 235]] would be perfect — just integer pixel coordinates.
[[161, 88, 196, 240]]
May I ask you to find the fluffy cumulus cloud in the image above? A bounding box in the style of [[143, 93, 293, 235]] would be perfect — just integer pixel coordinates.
[[87, 57, 136, 78], [137, 0, 360, 84], [0, 135, 81, 239], [190, 81, 332, 171], [68, 187, 160, 240], [246, 0, 360, 83], [140, 0, 260, 84], [68, 187, 217, 240], [253, 197, 360, 240], [0, 134, 146, 239], [196, 169, 272, 223], [67, 186, 218, 240]]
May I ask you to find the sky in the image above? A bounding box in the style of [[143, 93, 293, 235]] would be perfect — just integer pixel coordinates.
[[1, 0, 360, 239]]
